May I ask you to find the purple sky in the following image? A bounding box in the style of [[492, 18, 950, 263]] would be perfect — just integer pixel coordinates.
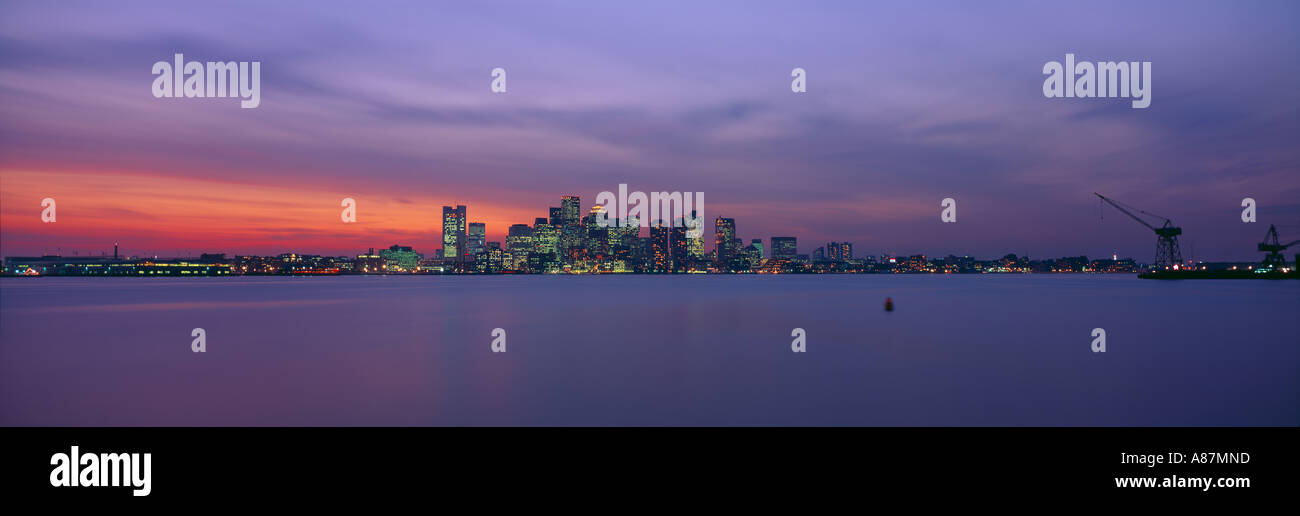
[[1, 0, 1297, 260]]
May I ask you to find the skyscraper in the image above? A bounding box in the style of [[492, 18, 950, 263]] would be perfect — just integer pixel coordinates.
[[467, 222, 486, 258], [751, 238, 764, 259], [532, 217, 558, 272], [685, 210, 703, 261], [558, 196, 583, 259], [714, 217, 736, 267], [506, 224, 534, 271], [670, 216, 689, 271], [533, 217, 558, 256], [561, 195, 581, 226], [826, 241, 852, 261], [442, 205, 467, 261], [649, 220, 670, 272], [585, 205, 608, 256], [771, 237, 797, 260]]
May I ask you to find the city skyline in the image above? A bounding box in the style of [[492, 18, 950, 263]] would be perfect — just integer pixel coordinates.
[[0, 191, 1137, 264], [6, 189, 1294, 269], [7, 187, 1216, 279], [2, 1, 1298, 261]]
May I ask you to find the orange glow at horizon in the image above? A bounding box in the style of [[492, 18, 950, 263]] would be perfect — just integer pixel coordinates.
[[0, 169, 540, 256]]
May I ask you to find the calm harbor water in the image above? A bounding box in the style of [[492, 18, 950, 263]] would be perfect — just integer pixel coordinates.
[[1, 275, 1296, 426]]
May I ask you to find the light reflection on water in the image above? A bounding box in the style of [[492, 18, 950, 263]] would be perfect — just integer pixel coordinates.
[[1, 275, 1296, 426]]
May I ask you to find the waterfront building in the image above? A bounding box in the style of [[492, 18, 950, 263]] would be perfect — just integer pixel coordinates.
[[442, 205, 467, 261], [771, 237, 797, 260]]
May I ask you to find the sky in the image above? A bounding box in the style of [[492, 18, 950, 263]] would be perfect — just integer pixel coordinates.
[[1, 0, 1297, 261]]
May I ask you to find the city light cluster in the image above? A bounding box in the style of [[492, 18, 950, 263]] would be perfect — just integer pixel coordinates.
[[2, 194, 1164, 276]]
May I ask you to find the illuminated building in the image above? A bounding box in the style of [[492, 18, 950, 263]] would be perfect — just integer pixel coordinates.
[[771, 237, 797, 260], [506, 224, 533, 271], [684, 211, 704, 261], [585, 205, 608, 257], [826, 241, 852, 262], [379, 244, 419, 272], [356, 248, 384, 274], [561, 195, 581, 226], [1, 255, 231, 276], [714, 217, 736, 267], [670, 217, 689, 271], [474, 242, 503, 273], [442, 205, 467, 261], [467, 222, 486, 259], [649, 220, 671, 272]]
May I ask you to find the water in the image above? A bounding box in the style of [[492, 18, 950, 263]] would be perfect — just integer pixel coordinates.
[[1, 275, 1296, 426]]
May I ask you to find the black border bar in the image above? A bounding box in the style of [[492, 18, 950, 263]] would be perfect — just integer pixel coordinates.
[[2, 427, 1294, 503]]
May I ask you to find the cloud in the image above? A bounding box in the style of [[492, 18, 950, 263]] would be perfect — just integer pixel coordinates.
[[1, 0, 1297, 260]]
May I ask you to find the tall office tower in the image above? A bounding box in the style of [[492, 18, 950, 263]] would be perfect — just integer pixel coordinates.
[[485, 242, 503, 273], [561, 195, 581, 226], [442, 205, 467, 261], [608, 216, 638, 266], [467, 223, 486, 258], [684, 210, 704, 261], [631, 236, 651, 271], [714, 217, 736, 266], [838, 242, 853, 261], [826, 242, 840, 261], [742, 240, 762, 269], [533, 218, 558, 257], [558, 224, 582, 262], [585, 205, 608, 256], [506, 224, 534, 271], [532, 217, 557, 272], [751, 239, 764, 259], [549, 207, 563, 226], [621, 216, 640, 244], [649, 220, 671, 272], [771, 237, 798, 260], [813, 247, 826, 262], [670, 217, 689, 271], [602, 218, 620, 249]]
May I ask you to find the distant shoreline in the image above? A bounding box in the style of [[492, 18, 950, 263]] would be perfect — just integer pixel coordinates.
[[0, 271, 1147, 278]]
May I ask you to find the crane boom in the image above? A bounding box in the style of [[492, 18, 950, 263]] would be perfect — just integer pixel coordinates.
[[1093, 192, 1183, 270], [1092, 191, 1154, 228]]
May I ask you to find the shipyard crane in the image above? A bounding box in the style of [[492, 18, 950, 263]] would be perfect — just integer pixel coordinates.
[[1094, 193, 1183, 269], [1258, 224, 1299, 270]]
